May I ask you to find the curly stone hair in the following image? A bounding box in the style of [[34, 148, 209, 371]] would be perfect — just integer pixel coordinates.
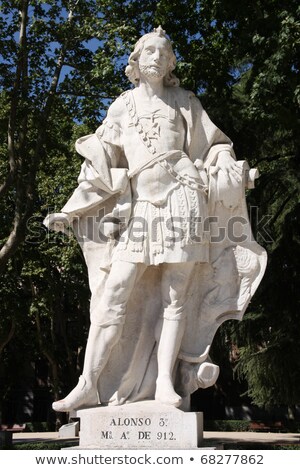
[[125, 27, 180, 87]]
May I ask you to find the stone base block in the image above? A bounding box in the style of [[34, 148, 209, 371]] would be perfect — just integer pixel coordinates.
[[76, 401, 203, 449], [59, 421, 80, 438]]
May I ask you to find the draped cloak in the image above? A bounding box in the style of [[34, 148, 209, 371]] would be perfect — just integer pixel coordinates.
[[60, 87, 267, 406]]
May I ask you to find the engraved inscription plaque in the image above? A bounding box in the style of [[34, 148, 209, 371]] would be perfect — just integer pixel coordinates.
[[77, 401, 203, 449]]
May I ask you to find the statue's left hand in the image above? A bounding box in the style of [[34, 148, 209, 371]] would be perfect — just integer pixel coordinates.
[[212, 150, 243, 183], [43, 213, 71, 234]]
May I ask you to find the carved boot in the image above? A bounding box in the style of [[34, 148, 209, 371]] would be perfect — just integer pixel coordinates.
[[52, 375, 99, 412], [155, 317, 185, 407], [52, 324, 123, 412], [155, 375, 182, 407]]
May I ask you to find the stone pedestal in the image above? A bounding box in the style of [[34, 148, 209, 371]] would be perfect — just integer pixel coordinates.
[[76, 401, 203, 449], [59, 421, 80, 438]]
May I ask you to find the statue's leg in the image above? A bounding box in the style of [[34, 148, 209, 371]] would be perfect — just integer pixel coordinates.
[[155, 262, 195, 407], [52, 261, 145, 412]]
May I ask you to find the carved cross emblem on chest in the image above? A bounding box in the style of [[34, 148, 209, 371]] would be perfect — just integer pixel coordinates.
[[139, 111, 169, 141]]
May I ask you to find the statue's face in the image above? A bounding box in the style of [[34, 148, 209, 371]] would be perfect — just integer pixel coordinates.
[[138, 36, 172, 80]]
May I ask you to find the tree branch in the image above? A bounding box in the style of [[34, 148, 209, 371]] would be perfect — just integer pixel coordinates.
[[0, 173, 14, 198], [0, 317, 16, 358], [7, 0, 29, 180], [55, 90, 109, 99], [253, 153, 291, 166], [0, 1, 29, 271], [31, 6, 77, 167], [270, 189, 297, 226], [0, 4, 77, 273], [24, 6, 77, 215], [0, 1, 29, 201]]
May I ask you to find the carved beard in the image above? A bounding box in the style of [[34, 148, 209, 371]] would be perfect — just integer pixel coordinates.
[[139, 64, 166, 79]]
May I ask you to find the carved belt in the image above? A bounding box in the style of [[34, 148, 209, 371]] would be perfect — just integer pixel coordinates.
[[159, 159, 208, 194]]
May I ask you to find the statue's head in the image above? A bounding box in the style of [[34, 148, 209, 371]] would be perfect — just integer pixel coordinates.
[[125, 26, 180, 87]]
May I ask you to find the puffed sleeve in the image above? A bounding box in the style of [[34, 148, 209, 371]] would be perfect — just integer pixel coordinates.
[[96, 118, 121, 146], [94, 98, 124, 168]]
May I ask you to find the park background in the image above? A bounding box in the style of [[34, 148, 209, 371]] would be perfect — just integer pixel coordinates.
[[0, 0, 299, 431]]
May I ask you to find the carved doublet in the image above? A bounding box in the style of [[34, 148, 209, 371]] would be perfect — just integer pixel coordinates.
[[120, 90, 203, 205], [121, 90, 186, 169]]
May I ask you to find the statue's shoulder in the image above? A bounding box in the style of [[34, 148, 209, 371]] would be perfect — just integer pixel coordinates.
[[169, 86, 198, 107], [106, 92, 128, 124]]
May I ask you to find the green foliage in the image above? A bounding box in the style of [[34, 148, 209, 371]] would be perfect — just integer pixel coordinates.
[[204, 419, 251, 432], [12, 440, 76, 450], [24, 421, 55, 432]]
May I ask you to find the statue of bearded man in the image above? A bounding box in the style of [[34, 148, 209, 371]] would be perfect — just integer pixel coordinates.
[[45, 27, 266, 412]]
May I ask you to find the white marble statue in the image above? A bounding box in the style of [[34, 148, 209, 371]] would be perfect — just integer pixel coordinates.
[[44, 27, 267, 412]]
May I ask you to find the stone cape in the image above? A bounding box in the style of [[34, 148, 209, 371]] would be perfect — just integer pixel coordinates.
[[60, 87, 267, 407], [68, 181, 266, 408]]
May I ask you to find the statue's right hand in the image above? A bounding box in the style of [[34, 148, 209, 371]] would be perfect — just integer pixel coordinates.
[[43, 213, 70, 234]]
